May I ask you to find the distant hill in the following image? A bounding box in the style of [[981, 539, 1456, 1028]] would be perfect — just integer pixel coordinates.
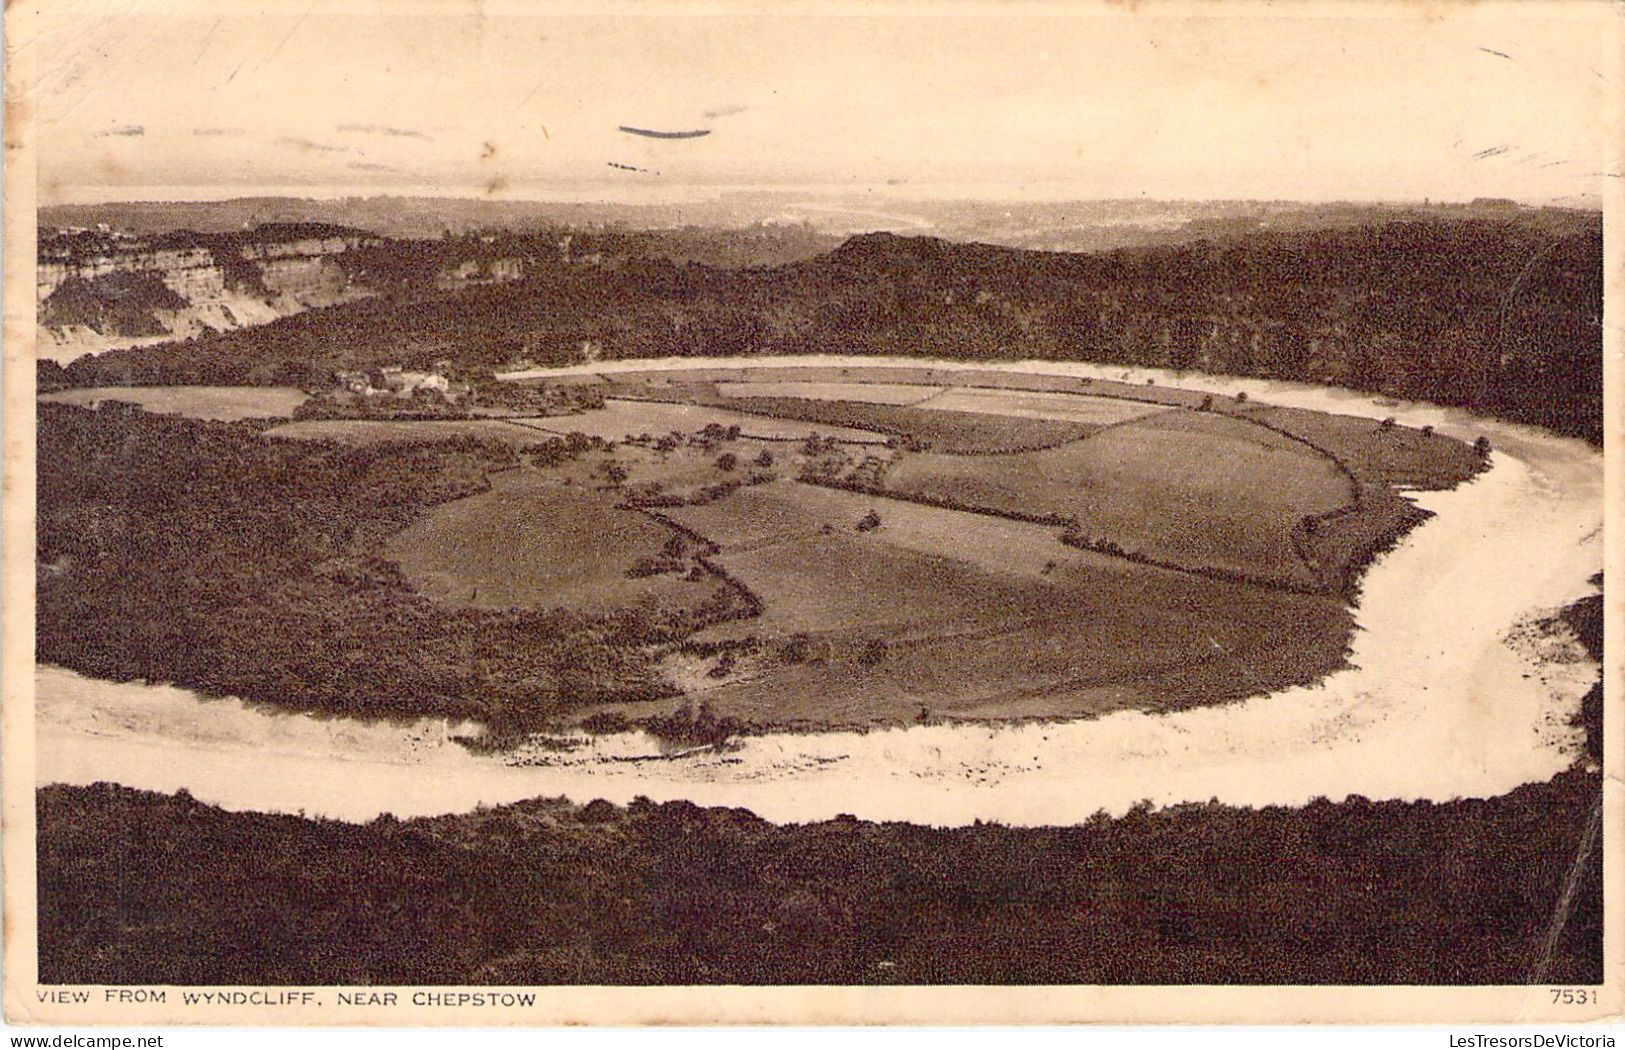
[[42, 193, 1594, 249], [54, 215, 1604, 442], [35, 220, 848, 362], [38, 221, 375, 263], [40, 196, 842, 257]]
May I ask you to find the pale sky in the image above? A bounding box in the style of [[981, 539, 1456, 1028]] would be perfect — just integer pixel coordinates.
[[24, 0, 1619, 204]]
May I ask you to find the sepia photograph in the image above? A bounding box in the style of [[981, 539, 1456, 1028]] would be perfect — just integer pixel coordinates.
[[3, 0, 1620, 1028]]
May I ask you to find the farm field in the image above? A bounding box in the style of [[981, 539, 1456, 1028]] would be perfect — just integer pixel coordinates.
[[514, 398, 886, 443], [600, 365, 954, 388], [1235, 404, 1483, 489], [915, 387, 1172, 425], [385, 470, 714, 614], [715, 381, 943, 405], [582, 364, 1215, 408], [41, 384, 308, 420], [668, 480, 1117, 580], [705, 581, 1348, 727], [277, 369, 1474, 725], [661, 480, 868, 553], [704, 395, 1100, 453], [1297, 483, 1428, 593], [709, 528, 1017, 637], [881, 408, 1355, 589], [634, 477, 1353, 727], [675, 539, 1347, 727], [265, 417, 550, 447]]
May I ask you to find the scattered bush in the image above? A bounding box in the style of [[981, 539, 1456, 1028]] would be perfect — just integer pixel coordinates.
[[642, 701, 740, 746], [856, 638, 889, 666], [626, 553, 685, 578], [779, 633, 818, 664], [579, 711, 632, 734]]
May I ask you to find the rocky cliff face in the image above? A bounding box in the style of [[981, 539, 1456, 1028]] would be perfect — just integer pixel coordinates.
[[37, 226, 385, 363]]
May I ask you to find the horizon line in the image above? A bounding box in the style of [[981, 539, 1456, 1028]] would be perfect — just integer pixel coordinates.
[[38, 184, 1604, 211]]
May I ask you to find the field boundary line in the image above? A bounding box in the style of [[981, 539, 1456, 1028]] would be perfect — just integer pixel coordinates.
[[1211, 404, 1465, 596], [629, 506, 768, 628], [699, 396, 1098, 455], [940, 378, 1194, 412], [522, 368, 1460, 599], [581, 394, 893, 444], [796, 475, 1332, 599]]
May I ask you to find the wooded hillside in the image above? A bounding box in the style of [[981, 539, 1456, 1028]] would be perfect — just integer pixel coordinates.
[[54, 216, 1603, 441]]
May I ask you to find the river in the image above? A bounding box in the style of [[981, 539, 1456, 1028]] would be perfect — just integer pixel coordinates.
[[34, 356, 1605, 826]]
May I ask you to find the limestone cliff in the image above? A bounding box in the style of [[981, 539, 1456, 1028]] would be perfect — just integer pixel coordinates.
[[37, 224, 385, 363]]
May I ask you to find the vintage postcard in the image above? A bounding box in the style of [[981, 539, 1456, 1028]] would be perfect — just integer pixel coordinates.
[[3, 0, 1621, 1027]]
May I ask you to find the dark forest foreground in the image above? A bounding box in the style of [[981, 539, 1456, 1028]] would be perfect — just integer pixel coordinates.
[[37, 768, 1601, 986]]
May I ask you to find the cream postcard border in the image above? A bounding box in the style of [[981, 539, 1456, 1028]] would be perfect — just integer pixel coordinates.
[[3, 0, 1621, 1026]]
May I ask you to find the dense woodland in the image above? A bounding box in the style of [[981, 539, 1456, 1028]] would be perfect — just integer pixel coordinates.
[[36, 403, 694, 729], [51, 216, 1604, 441], [38, 765, 1602, 985]]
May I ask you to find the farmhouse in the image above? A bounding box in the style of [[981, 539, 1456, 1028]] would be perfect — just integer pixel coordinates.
[[333, 366, 462, 400], [380, 367, 452, 395]]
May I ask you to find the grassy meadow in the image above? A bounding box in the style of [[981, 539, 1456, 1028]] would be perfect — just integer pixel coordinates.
[[41, 384, 310, 421]]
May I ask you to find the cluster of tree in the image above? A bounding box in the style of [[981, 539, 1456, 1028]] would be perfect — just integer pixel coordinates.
[[465, 377, 606, 414], [37, 763, 1600, 985], [292, 388, 471, 421], [626, 535, 696, 579], [527, 431, 612, 467], [38, 272, 189, 337], [641, 700, 744, 745], [36, 403, 679, 728]]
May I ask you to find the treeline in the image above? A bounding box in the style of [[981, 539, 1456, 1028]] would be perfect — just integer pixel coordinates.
[[36, 403, 681, 728], [1559, 579, 1603, 766], [52, 216, 1603, 442], [38, 765, 1601, 986], [38, 222, 373, 264]]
